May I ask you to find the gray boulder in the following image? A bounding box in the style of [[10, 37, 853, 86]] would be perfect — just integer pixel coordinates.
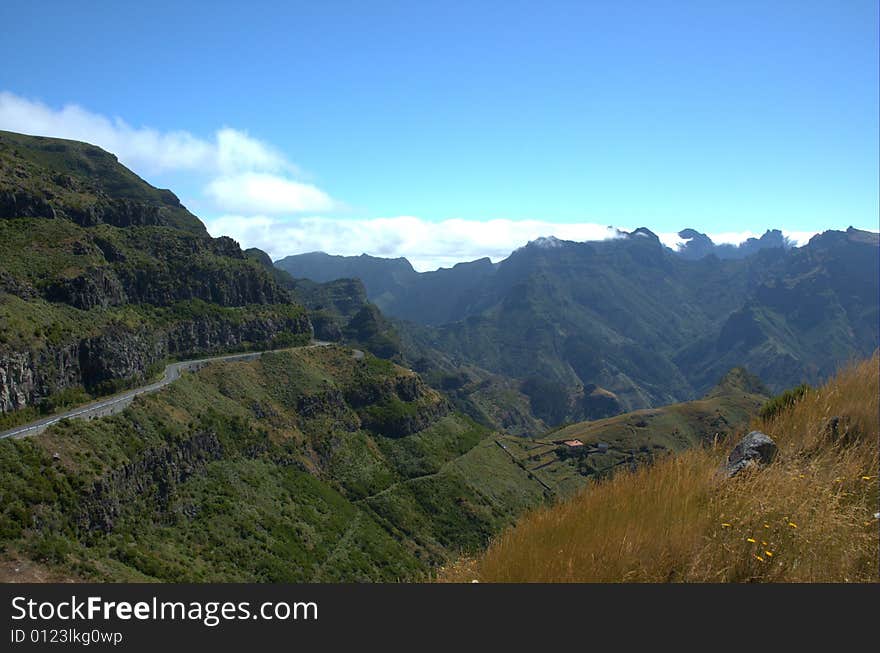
[[725, 431, 777, 477]]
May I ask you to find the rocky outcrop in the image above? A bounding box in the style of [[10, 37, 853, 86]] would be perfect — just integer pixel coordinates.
[[0, 270, 37, 299], [78, 431, 224, 532], [309, 313, 343, 341], [63, 198, 165, 229], [77, 327, 165, 390], [724, 430, 778, 477], [0, 311, 312, 413], [0, 188, 56, 219], [366, 397, 451, 438], [0, 344, 82, 413], [43, 267, 127, 309], [0, 185, 184, 231], [164, 313, 311, 357], [295, 388, 359, 432], [340, 369, 452, 437]]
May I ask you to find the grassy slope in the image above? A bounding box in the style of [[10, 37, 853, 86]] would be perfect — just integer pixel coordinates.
[[493, 369, 769, 496], [0, 346, 550, 582], [1, 131, 311, 422], [0, 129, 203, 234], [442, 354, 879, 582]]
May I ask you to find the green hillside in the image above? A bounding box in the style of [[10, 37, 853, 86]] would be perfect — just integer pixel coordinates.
[[443, 355, 878, 583], [489, 367, 770, 496], [0, 131, 311, 425], [0, 345, 551, 581], [280, 228, 879, 427]]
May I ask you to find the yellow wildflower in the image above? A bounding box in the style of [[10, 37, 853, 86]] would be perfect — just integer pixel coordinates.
[[765, 551, 774, 557], [754, 555, 765, 562], [788, 522, 798, 528], [746, 538, 756, 543]]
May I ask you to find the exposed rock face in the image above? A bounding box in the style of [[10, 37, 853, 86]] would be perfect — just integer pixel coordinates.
[[368, 397, 451, 438], [64, 197, 166, 228], [296, 388, 359, 432], [0, 345, 82, 413], [164, 314, 310, 357], [0, 188, 56, 219], [77, 327, 165, 390], [0, 132, 317, 416], [725, 430, 778, 477], [358, 378, 452, 438], [78, 431, 224, 533], [0, 311, 312, 412], [0, 270, 37, 299], [309, 314, 343, 341], [44, 267, 128, 309]]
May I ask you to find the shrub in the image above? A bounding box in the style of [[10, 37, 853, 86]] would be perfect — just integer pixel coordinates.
[[758, 383, 810, 421]]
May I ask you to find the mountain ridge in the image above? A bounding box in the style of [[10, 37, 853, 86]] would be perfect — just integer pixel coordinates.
[[276, 225, 879, 426], [0, 130, 312, 421]]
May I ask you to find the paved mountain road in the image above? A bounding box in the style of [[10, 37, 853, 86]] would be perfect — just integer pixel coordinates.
[[0, 341, 333, 441]]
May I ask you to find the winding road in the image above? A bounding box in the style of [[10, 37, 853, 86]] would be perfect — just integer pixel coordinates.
[[0, 341, 332, 441]]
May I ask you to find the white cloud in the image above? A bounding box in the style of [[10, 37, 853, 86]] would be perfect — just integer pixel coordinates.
[[205, 215, 624, 271], [206, 173, 337, 214], [206, 215, 841, 272], [706, 230, 819, 247], [657, 229, 820, 251], [0, 91, 336, 214], [780, 230, 819, 246], [214, 127, 290, 176], [657, 232, 690, 250], [2, 91, 843, 264]]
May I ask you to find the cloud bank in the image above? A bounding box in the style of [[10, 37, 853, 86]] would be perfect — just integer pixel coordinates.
[[205, 215, 819, 272], [1, 91, 828, 272], [0, 91, 336, 214], [204, 215, 622, 270]]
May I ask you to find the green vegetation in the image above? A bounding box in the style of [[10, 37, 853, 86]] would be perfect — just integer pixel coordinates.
[[485, 368, 770, 496], [1, 130, 311, 416], [2, 129, 876, 585], [280, 228, 879, 427], [0, 346, 551, 581], [0, 129, 206, 234], [442, 354, 878, 582], [758, 383, 811, 421]]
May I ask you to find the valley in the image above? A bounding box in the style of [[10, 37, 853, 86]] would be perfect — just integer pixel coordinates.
[[0, 129, 876, 584], [278, 226, 879, 427]]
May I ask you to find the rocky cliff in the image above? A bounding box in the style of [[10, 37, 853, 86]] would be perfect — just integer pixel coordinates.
[[0, 130, 313, 416], [0, 311, 311, 412]]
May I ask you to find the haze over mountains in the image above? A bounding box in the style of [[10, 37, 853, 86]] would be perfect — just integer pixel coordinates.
[[1, 130, 773, 581], [277, 225, 879, 425], [0, 129, 876, 582]]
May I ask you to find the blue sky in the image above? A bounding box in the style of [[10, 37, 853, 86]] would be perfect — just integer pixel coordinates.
[[1, 0, 877, 269]]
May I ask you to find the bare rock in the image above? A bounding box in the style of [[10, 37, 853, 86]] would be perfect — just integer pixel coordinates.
[[725, 430, 777, 477]]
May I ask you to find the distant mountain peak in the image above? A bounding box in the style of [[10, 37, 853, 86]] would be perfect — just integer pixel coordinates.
[[672, 227, 794, 260], [628, 227, 660, 241], [705, 367, 770, 399], [526, 235, 565, 249]]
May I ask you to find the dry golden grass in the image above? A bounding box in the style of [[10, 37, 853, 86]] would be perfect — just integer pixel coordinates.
[[440, 354, 879, 582]]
